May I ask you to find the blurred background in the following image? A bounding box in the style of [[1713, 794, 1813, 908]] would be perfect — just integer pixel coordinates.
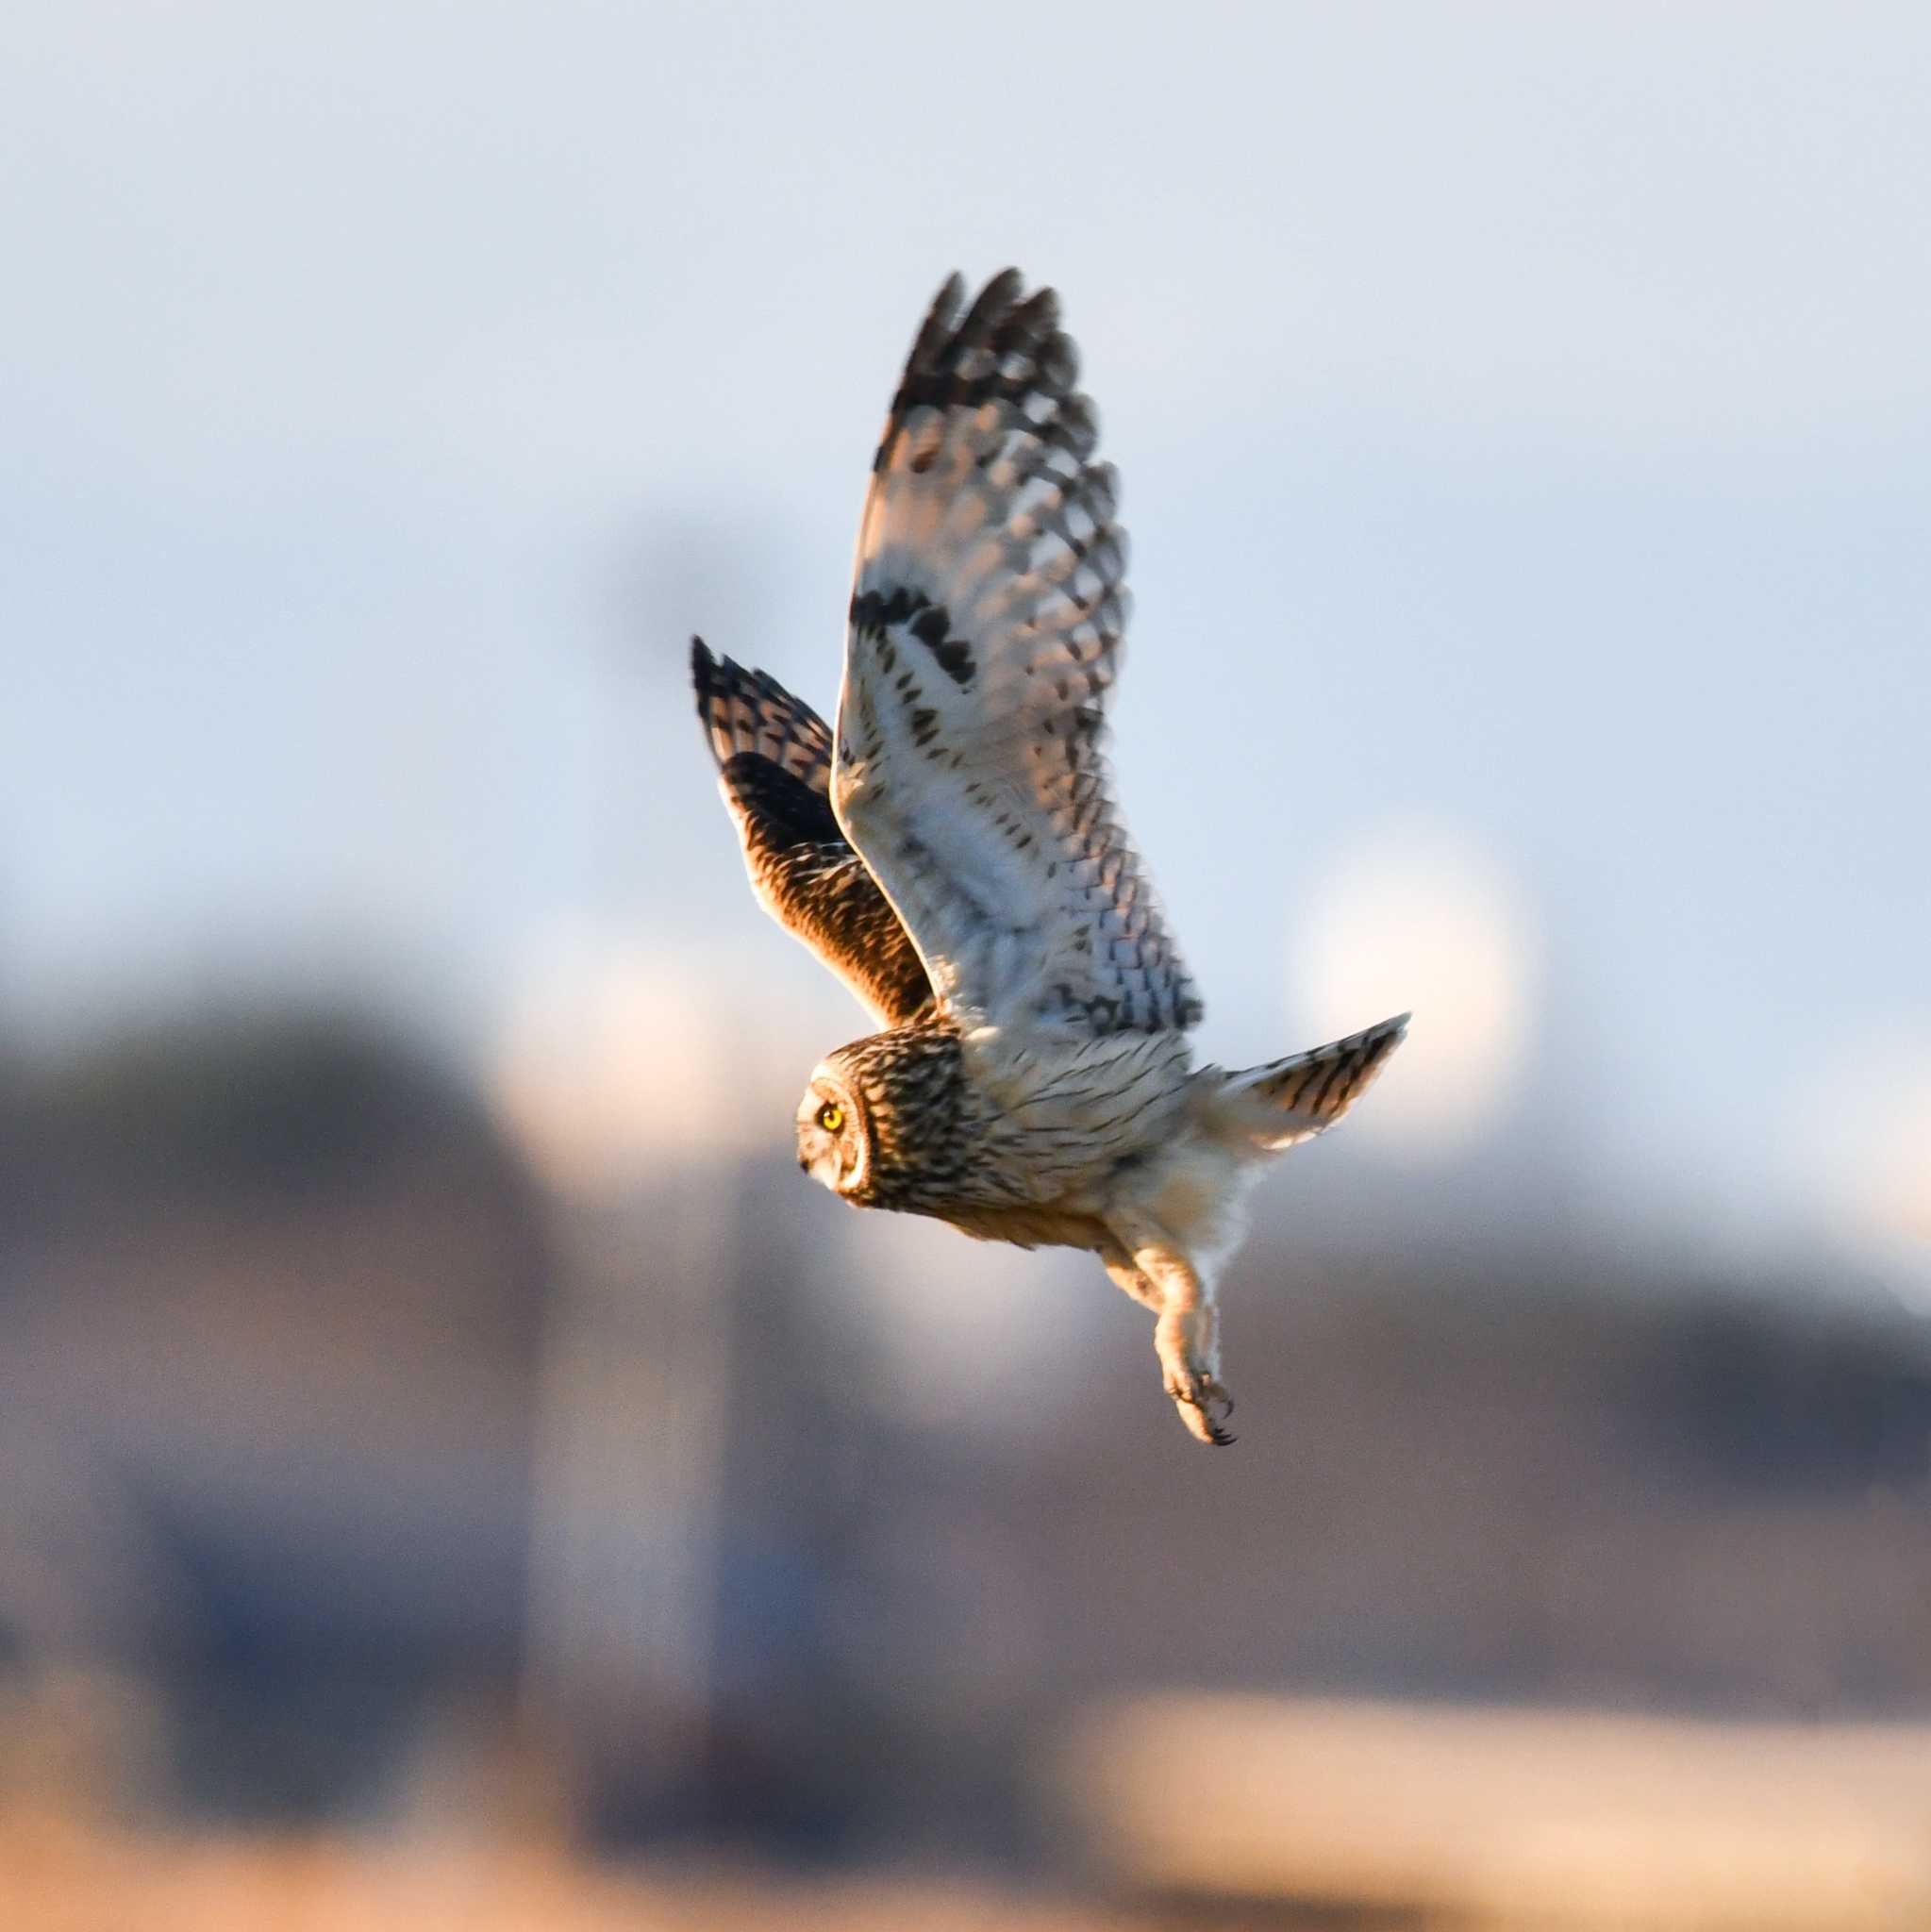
[[6, 5, 1930, 1925]]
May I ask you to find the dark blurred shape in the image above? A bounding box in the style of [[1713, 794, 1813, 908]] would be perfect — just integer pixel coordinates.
[[0, 1005, 549, 1822], [1662, 1291, 1931, 1491]]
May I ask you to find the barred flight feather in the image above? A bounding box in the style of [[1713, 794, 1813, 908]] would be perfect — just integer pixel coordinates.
[[832, 270, 1202, 1040]]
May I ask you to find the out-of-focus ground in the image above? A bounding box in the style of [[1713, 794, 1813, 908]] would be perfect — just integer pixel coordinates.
[[1065, 1697, 1931, 1927], [3, 1011, 1927, 1925], [6, 1808, 1158, 1932], [1, 1816, 1141, 1932]]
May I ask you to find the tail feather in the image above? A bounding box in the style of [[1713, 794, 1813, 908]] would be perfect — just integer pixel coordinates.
[[1218, 1012, 1410, 1152]]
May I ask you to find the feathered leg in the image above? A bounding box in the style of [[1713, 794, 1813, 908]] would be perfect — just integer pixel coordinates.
[[1104, 1215, 1235, 1446], [1098, 1241, 1159, 1310]]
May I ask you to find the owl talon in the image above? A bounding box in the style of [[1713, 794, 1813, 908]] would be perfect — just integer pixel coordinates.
[[1166, 1371, 1238, 1446]]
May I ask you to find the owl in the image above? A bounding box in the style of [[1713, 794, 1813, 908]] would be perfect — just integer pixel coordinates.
[[691, 270, 1407, 1444]]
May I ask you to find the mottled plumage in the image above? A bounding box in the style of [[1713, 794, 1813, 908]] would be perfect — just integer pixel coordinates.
[[692, 271, 1407, 1443], [837, 268, 1199, 1038], [692, 642, 934, 1028]]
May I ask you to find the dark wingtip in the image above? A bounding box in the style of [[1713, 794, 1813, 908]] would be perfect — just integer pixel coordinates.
[[907, 272, 968, 375], [691, 637, 737, 762], [954, 267, 1026, 349]]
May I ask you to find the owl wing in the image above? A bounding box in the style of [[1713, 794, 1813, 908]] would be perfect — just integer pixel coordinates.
[[691, 639, 935, 1028], [831, 270, 1203, 1039]]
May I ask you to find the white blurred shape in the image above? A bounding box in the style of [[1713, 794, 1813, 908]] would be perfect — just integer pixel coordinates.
[[1294, 820, 1536, 1154], [1792, 1023, 1931, 1297], [842, 1212, 1093, 1436], [488, 928, 792, 1198]]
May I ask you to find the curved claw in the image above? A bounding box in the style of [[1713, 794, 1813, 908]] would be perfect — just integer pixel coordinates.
[[1167, 1372, 1239, 1447]]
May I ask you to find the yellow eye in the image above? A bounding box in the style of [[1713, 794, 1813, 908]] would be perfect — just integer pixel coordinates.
[[817, 1102, 844, 1133]]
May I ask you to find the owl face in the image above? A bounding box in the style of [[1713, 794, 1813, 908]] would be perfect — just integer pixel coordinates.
[[795, 1067, 871, 1198]]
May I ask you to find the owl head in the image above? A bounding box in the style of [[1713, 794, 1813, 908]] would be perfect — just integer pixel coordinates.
[[795, 1065, 872, 1198], [794, 1023, 967, 1211]]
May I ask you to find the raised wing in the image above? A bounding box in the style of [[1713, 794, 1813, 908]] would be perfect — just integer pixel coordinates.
[[691, 639, 934, 1028], [832, 270, 1202, 1038]]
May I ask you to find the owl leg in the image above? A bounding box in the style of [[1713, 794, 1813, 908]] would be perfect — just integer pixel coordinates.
[[1097, 1241, 1161, 1310], [1104, 1216, 1235, 1447]]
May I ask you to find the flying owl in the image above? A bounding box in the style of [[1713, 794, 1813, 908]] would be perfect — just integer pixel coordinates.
[[691, 270, 1407, 1444]]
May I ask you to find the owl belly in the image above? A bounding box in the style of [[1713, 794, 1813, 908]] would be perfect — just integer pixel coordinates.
[[952, 1024, 1194, 1220], [941, 1200, 1114, 1252]]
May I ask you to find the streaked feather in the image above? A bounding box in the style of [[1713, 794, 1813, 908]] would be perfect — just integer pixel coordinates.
[[1212, 1011, 1411, 1151]]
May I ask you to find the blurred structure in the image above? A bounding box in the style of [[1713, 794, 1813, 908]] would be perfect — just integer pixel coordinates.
[[523, 1188, 732, 1840], [0, 1011, 546, 1827]]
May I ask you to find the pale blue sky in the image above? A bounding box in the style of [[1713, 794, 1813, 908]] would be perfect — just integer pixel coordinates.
[[6, 4, 1928, 1274]]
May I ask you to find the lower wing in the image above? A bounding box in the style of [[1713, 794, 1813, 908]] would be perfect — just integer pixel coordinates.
[[691, 640, 934, 1028]]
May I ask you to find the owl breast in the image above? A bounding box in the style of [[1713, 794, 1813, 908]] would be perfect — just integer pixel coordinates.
[[823, 1019, 1194, 1239], [956, 1024, 1195, 1212]]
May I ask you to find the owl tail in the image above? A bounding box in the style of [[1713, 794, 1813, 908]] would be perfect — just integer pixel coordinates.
[[1212, 1012, 1410, 1154]]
